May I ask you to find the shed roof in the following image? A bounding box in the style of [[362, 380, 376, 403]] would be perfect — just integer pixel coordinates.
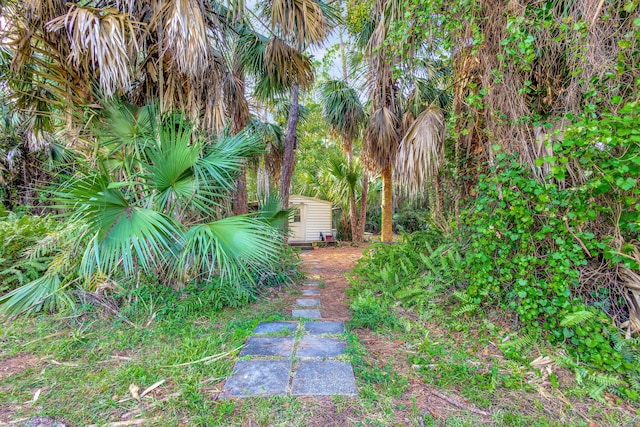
[[288, 195, 334, 206]]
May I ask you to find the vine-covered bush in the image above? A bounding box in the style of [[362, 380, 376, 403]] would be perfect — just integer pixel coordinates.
[[461, 101, 640, 399]]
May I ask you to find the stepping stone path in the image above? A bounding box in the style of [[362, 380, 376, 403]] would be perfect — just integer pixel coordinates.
[[296, 298, 320, 307], [221, 277, 357, 398]]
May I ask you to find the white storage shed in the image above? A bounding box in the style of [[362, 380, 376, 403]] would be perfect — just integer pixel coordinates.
[[288, 195, 334, 242]]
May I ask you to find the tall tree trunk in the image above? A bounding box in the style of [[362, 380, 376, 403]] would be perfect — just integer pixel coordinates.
[[280, 83, 299, 209], [358, 170, 369, 242], [435, 172, 443, 219], [232, 72, 249, 215], [233, 166, 248, 215], [349, 190, 358, 243], [381, 164, 393, 242]]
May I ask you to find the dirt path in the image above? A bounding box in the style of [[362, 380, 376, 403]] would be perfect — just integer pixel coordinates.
[[292, 245, 366, 321]]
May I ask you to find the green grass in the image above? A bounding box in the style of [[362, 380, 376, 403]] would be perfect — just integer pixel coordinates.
[[3, 276, 640, 426], [342, 273, 640, 426], [0, 291, 289, 426]]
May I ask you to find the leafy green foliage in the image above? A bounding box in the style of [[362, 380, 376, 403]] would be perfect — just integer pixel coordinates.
[[348, 290, 398, 331], [393, 203, 429, 233], [349, 231, 462, 311], [1, 106, 296, 318], [457, 101, 640, 399], [0, 214, 86, 316], [0, 215, 61, 293]]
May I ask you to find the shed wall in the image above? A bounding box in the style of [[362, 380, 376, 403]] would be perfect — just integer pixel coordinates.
[[289, 196, 332, 242]]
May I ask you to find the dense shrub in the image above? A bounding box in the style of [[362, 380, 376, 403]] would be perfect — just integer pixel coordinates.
[[393, 205, 429, 233], [350, 102, 640, 400], [462, 103, 640, 385], [348, 231, 463, 311], [0, 214, 62, 294]]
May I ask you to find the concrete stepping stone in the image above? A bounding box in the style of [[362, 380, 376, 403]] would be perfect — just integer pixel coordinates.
[[303, 321, 345, 335], [296, 299, 320, 307], [296, 336, 346, 358], [239, 336, 294, 357], [292, 309, 322, 319], [291, 360, 357, 396], [301, 289, 320, 296], [303, 281, 321, 287], [312, 265, 326, 269], [253, 321, 297, 335], [221, 360, 290, 397]]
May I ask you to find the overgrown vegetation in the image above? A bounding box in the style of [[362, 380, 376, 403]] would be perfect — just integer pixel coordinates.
[[0, 105, 298, 319], [0, 214, 61, 295], [345, 0, 640, 408], [2, 0, 640, 423]]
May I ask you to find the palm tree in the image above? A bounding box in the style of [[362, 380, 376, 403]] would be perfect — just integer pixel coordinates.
[[395, 59, 452, 217], [239, 0, 338, 209], [319, 79, 366, 241], [349, 0, 451, 239], [0, 105, 287, 316], [0, 0, 242, 147], [361, 0, 403, 242]]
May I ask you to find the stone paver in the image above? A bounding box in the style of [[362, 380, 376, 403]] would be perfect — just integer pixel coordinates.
[[253, 321, 297, 335], [303, 321, 345, 335], [291, 361, 357, 396], [239, 336, 294, 357], [221, 260, 358, 398], [222, 360, 291, 397], [292, 309, 322, 318], [296, 336, 346, 358], [296, 298, 320, 307]]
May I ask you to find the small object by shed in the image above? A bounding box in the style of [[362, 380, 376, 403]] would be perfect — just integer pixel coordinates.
[[288, 195, 333, 243]]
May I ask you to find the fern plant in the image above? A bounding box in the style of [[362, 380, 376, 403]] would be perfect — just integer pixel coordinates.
[[560, 310, 595, 327], [452, 290, 478, 316]]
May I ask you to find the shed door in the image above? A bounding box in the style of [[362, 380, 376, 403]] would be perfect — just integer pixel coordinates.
[[289, 204, 306, 241]]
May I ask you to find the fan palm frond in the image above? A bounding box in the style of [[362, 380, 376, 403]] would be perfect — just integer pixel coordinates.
[[265, 36, 315, 90], [319, 79, 365, 151], [53, 171, 180, 277], [395, 107, 444, 197], [47, 4, 140, 96], [268, 0, 329, 48], [160, 0, 211, 78], [363, 106, 399, 171], [0, 272, 74, 317], [175, 215, 283, 283]]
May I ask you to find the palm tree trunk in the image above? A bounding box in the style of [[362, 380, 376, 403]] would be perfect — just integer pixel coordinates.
[[233, 166, 248, 215], [280, 83, 299, 208], [358, 171, 369, 242], [349, 190, 358, 243], [232, 71, 249, 215], [381, 164, 393, 242], [435, 172, 443, 218]]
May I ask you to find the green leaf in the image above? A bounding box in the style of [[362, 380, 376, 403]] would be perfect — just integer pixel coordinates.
[[560, 310, 594, 327], [616, 177, 637, 191], [175, 215, 283, 284]]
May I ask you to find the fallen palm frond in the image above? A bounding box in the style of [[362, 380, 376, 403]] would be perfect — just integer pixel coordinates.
[[160, 344, 243, 367]]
